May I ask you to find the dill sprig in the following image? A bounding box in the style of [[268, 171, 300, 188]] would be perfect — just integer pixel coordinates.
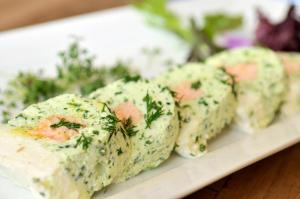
[[50, 119, 83, 130], [1, 41, 138, 123], [143, 92, 164, 128], [75, 133, 93, 150], [122, 118, 138, 137], [102, 112, 123, 141], [101, 103, 138, 141], [217, 67, 237, 97]]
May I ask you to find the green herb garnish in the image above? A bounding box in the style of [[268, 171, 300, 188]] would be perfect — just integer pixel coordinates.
[[198, 98, 208, 106], [143, 92, 164, 128], [0, 41, 138, 123], [102, 111, 122, 141], [117, 148, 123, 156], [191, 80, 201, 90], [56, 42, 134, 96], [161, 86, 176, 98], [75, 133, 93, 150], [123, 75, 141, 83], [135, 0, 193, 42], [122, 118, 138, 137], [50, 119, 83, 129], [135, 0, 243, 61], [101, 104, 138, 141], [217, 68, 237, 97], [199, 144, 206, 152]]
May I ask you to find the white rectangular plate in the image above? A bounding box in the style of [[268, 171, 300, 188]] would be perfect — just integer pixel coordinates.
[[0, 0, 299, 198]]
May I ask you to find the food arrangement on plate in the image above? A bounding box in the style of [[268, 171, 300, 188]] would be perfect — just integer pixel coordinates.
[[0, 0, 300, 199]]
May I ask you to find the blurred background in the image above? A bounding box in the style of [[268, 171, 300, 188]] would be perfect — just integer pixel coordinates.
[[0, 1, 299, 199], [1, 0, 299, 31], [0, 0, 130, 31]]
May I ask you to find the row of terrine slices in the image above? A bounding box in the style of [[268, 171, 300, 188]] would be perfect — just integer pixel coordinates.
[[1, 80, 179, 198], [0, 47, 296, 199]]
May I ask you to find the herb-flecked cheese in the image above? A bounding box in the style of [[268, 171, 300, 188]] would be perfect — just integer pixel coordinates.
[[90, 80, 179, 181], [156, 63, 236, 158], [206, 47, 287, 133], [278, 52, 300, 115], [5, 94, 131, 199]]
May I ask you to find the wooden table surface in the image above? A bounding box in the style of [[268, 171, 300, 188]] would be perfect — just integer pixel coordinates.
[[1, 1, 300, 198]]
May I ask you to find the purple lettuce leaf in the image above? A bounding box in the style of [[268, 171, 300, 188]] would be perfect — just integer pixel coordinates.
[[255, 5, 300, 52]]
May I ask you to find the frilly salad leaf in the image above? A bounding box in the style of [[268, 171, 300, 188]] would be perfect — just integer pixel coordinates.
[[256, 5, 300, 51], [134, 0, 243, 61], [202, 13, 243, 41], [134, 0, 193, 42]]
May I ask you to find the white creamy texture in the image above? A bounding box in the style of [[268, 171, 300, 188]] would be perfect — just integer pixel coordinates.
[[156, 63, 236, 158], [5, 94, 131, 198], [0, 126, 89, 199], [90, 80, 179, 181], [278, 52, 300, 116], [206, 47, 287, 133]]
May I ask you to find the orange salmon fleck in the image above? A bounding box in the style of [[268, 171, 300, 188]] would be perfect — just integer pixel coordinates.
[[114, 102, 142, 124], [225, 63, 257, 82], [173, 82, 203, 101], [280, 56, 300, 74], [30, 115, 86, 142]]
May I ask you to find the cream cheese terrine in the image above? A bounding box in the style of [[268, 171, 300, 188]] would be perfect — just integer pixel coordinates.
[[90, 79, 179, 181], [156, 63, 236, 158], [206, 47, 287, 133], [278, 52, 300, 115], [1, 94, 131, 199]]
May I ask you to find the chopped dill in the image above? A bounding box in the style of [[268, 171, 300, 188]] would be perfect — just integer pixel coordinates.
[[102, 110, 122, 141], [161, 86, 177, 98], [143, 92, 164, 128], [50, 119, 83, 130], [122, 118, 138, 137], [75, 133, 93, 150], [191, 80, 201, 90], [199, 144, 206, 152], [123, 75, 141, 83], [101, 103, 138, 141], [217, 68, 237, 97], [198, 98, 208, 106], [177, 109, 182, 129], [117, 148, 123, 156]]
